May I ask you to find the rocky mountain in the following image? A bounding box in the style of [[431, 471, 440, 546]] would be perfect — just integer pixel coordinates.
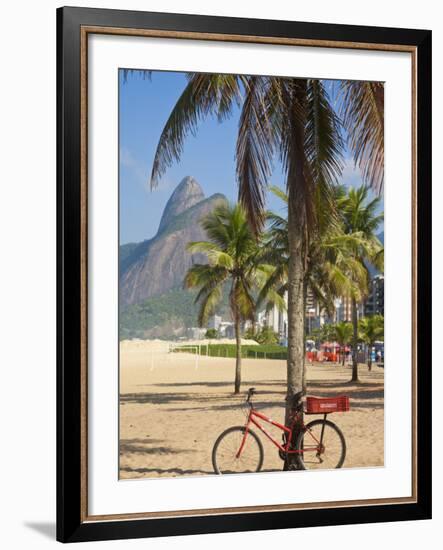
[[158, 176, 205, 232], [120, 176, 227, 308]]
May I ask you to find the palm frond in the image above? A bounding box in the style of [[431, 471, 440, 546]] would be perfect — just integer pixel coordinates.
[[305, 80, 344, 183], [187, 240, 234, 269], [236, 76, 278, 234], [339, 81, 384, 194], [197, 286, 223, 326], [183, 264, 228, 291], [121, 69, 152, 82], [304, 81, 345, 236], [268, 185, 288, 204], [151, 74, 242, 187], [230, 277, 256, 322]]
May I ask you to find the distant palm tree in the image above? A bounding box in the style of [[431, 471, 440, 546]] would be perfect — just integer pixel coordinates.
[[184, 203, 269, 393], [259, 186, 362, 388], [149, 73, 383, 423], [338, 185, 384, 382], [261, 186, 367, 316], [359, 315, 384, 371], [333, 322, 353, 366]]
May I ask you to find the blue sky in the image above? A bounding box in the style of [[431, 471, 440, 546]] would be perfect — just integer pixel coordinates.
[[119, 71, 376, 245]]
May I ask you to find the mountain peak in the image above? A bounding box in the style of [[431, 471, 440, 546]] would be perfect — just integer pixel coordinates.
[[158, 176, 205, 232]]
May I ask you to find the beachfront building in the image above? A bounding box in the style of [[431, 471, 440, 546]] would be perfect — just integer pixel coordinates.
[[263, 288, 324, 345], [364, 274, 385, 316], [186, 327, 208, 340], [335, 295, 365, 322], [265, 304, 288, 344], [219, 321, 235, 338], [207, 314, 222, 331]]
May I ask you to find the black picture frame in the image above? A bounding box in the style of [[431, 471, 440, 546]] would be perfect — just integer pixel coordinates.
[[57, 6, 432, 543]]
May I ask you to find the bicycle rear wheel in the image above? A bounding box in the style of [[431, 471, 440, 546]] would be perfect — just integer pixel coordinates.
[[295, 419, 346, 470], [212, 426, 264, 474]]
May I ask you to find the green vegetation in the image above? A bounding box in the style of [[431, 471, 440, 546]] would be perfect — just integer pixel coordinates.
[[119, 288, 231, 340], [244, 326, 280, 345], [205, 328, 218, 339], [358, 314, 384, 370], [173, 343, 287, 360], [333, 322, 353, 365], [120, 288, 198, 340], [308, 324, 337, 344]]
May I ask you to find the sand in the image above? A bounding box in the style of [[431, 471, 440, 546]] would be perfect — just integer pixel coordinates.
[[119, 339, 384, 479]]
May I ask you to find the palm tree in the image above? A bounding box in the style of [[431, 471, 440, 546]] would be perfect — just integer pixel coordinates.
[[184, 202, 269, 393], [259, 186, 362, 387], [333, 322, 353, 366], [149, 73, 383, 423], [359, 314, 384, 370], [338, 185, 384, 382]]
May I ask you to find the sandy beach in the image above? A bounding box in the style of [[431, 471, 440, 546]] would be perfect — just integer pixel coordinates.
[[119, 339, 384, 479]]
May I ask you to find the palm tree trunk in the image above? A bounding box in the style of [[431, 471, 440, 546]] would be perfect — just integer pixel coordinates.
[[286, 224, 305, 422], [285, 90, 307, 425], [234, 315, 242, 393], [351, 297, 359, 382], [282, 80, 309, 471]]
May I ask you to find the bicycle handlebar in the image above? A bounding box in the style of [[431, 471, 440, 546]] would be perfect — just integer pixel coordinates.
[[246, 387, 256, 403]]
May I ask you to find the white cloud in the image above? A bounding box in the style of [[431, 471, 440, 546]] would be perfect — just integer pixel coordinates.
[[120, 147, 148, 187], [120, 148, 176, 193]]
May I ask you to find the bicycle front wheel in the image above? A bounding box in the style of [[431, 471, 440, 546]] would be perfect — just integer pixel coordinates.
[[295, 419, 346, 470], [212, 426, 264, 474]]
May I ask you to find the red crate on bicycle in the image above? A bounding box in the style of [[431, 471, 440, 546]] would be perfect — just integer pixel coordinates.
[[306, 396, 350, 414]]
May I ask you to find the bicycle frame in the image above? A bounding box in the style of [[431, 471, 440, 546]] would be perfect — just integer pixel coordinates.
[[236, 407, 324, 459]]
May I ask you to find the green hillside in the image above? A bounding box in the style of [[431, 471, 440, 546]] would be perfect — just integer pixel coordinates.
[[120, 286, 230, 340]]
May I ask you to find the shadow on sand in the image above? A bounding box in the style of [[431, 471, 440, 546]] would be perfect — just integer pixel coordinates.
[[120, 437, 197, 455], [120, 465, 213, 476], [121, 378, 384, 412]]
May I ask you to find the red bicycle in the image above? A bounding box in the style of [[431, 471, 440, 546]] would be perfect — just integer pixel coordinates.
[[212, 387, 349, 474]]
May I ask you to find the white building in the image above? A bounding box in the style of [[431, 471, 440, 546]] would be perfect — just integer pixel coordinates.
[[219, 321, 235, 338], [207, 314, 222, 330], [186, 327, 207, 340], [264, 288, 324, 344]]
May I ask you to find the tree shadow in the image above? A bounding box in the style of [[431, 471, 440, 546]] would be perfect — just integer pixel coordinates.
[[147, 380, 285, 389], [166, 399, 286, 413], [120, 465, 213, 476], [120, 438, 197, 455], [120, 388, 285, 406], [120, 383, 383, 413]]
